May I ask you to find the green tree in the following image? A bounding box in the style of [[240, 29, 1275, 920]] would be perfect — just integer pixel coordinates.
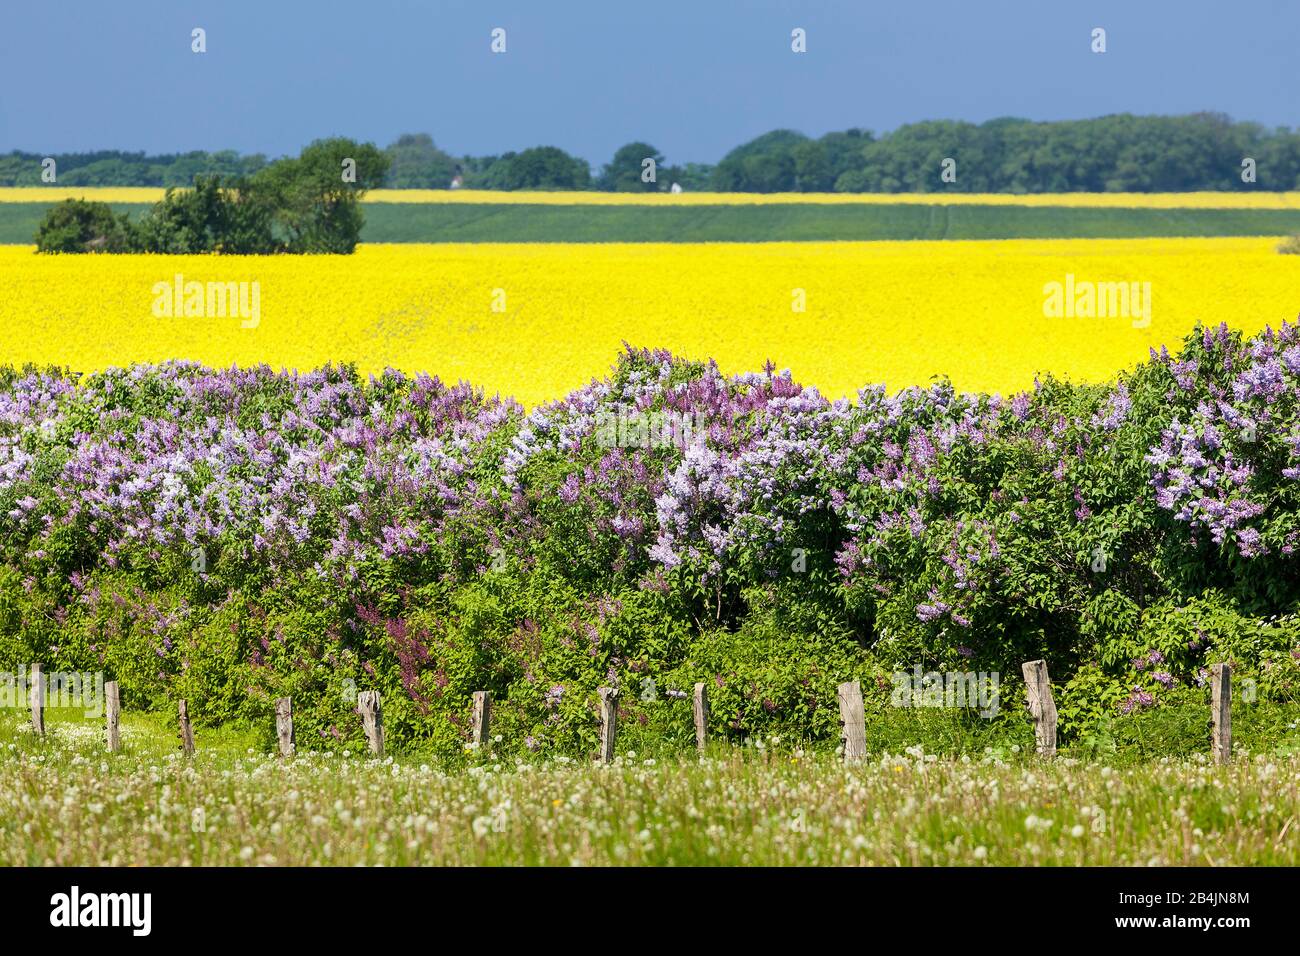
[[33, 199, 135, 253], [35, 138, 387, 255], [792, 141, 832, 191], [853, 120, 993, 192], [133, 176, 275, 254], [817, 128, 874, 184], [246, 137, 389, 252], [599, 142, 666, 191], [480, 147, 591, 190], [710, 130, 807, 192], [385, 134, 458, 188], [661, 162, 713, 191]]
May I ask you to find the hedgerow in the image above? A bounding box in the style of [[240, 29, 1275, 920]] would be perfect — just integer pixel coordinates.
[[0, 321, 1297, 756]]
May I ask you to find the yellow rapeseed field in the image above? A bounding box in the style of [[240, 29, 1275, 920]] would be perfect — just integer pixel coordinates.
[[0, 238, 1296, 406], [3, 187, 1300, 209], [0, 188, 172, 204]]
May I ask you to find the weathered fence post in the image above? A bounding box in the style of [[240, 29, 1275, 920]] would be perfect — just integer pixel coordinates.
[[358, 690, 383, 756], [105, 680, 120, 752], [177, 699, 195, 755], [1211, 663, 1232, 765], [29, 663, 44, 735], [275, 697, 294, 758], [1021, 659, 1057, 758], [692, 682, 709, 754], [471, 690, 492, 749], [597, 687, 618, 763], [836, 680, 867, 762]]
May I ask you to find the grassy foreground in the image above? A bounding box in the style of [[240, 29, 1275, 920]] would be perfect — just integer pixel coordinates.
[[2, 712, 1296, 866]]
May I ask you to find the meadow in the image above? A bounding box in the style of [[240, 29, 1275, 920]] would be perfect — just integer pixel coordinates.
[[3, 711, 1296, 866], [350, 202, 1300, 243], [5, 197, 1300, 244], [1, 238, 1297, 406]]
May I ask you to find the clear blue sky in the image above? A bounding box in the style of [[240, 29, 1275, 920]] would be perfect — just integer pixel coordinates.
[[1, 0, 1295, 164]]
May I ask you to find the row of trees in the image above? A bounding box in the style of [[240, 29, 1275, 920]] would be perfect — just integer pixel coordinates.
[[714, 114, 1300, 193], [0, 149, 268, 188], [35, 139, 387, 254], [10, 114, 1300, 194], [388, 115, 1300, 192], [1, 134, 711, 192]]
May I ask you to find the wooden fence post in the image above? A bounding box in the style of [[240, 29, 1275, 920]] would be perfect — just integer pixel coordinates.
[[471, 691, 492, 749], [597, 687, 618, 763], [692, 682, 709, 754], [1021, 660, 1057, 758], [177, 699, 195, 755], [836, 680, 867, 762], [275, 697, 294, 758], [105, 680, 120, 752], [29, 663, 44, 735], [358, 690, 383, 756], [1211, 663, 1232, 765]]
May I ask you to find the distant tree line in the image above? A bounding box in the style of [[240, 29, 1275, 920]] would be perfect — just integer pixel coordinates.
[[709, 115, 1300, 193], [10, 114, 1300, 194], [0, 149, 268, 187], [35, 138, 386, 254]]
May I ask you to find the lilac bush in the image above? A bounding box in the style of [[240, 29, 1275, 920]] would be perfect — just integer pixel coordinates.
[[0, 323, 1296, 754], [1146, 323, 1300, 558]]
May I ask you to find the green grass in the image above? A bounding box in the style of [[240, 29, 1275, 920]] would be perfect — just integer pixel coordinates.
[[6, 202, 1300, 244], [3, 707, 1297, 865], [356, 203, 1300, 243]]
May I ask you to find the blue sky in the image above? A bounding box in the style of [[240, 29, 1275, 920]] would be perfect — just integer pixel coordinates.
[[1, 0, 1295, 164]]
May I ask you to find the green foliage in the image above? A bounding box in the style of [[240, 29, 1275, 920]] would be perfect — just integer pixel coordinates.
[[384, 133, 458, 188], [852, 120, 994, 192], [1058, 664, 1128, 741], [0, 149, 267, 187], [599, 142, 667, 192], [842, 113, 1300, 194], [1, 330, 1298, 761], [479, 147, 591, 191], [9, 114, 1300, 194], [710, 130, 808, 192], [132, 176, 276, 254], [33, 139, 386, 255], [247, 137, 389, 253], [33, 199, 135, 252]]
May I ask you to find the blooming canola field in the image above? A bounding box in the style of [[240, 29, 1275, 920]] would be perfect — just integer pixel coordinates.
[[0, 237, 1296, 406]]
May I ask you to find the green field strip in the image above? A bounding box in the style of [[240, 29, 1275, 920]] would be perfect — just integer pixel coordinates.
[[3, 201, 1300, 244]]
